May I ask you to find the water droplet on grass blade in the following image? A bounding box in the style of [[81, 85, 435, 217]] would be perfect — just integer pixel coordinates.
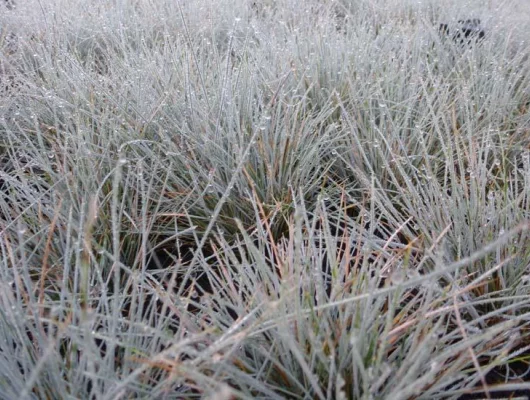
[[391, 269, 405, 284]]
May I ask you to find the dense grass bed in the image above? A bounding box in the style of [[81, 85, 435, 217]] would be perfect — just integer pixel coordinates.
[[1, 0, 530, 398]]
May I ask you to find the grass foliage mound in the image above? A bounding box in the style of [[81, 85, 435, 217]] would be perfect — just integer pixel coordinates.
[[1, 0, 529, 398]]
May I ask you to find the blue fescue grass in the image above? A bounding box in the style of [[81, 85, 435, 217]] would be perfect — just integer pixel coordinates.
[[1, 0, 530, 398]]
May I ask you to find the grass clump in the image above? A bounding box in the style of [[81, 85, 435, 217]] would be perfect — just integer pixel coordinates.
[[1, 0, 530, 398]]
